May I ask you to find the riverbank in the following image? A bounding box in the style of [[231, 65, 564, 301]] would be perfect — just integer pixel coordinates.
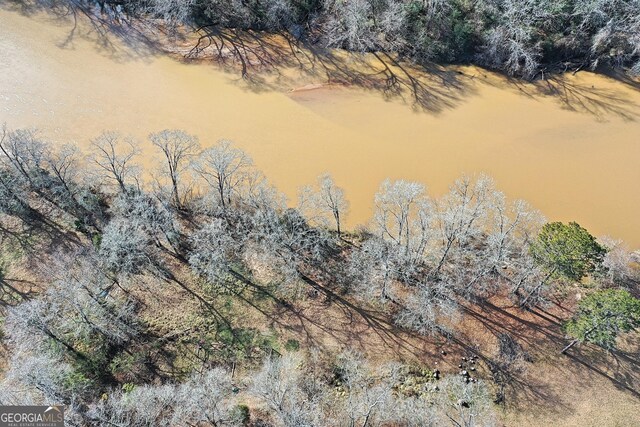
[[1, 5, 640, 249]]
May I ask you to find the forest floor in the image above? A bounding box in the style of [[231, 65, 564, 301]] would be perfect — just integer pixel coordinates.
[[275, 290, 640, 427], [116, 256, 640, 427], [0, 193, 637, 426]]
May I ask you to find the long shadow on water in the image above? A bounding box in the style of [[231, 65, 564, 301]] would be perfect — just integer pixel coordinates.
[[5, 0, 639, 119]]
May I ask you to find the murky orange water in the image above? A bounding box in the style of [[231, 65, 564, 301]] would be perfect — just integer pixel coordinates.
[[1, 7, 639, 248]]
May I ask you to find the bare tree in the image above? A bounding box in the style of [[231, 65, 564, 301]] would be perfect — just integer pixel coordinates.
[[394, 278, 459, 336], [597, 237, 640, 288], [581, 0, 640, 73], [392, 395, 440, 427], [244, 208, 330, 297], [45, 143, 90, 212], [99, 191, 178, 277], [188, 218, 238, 287], [374, 179, 432, 262], [89, 383, 176, 427], [0, 165, 38, 225], [346, 236, 416, 304], [0, 128, 61, 222], [1, 252, 141, 413], [454, 193, 544, 299], [90, 131, 141, 193], [263, 0, 297, 30], [89, 367, 242, 426], [194, 140, 253, 212], [0, 348, 90, 407], [299, 173, 349, 236], [433, 175, 494, 278], [0, 127, 105, 232], [149, 129, 200, 209], [251, 354, 321, 427], [7, 251, 141, 351], [170, 368, 242, 426], [323, 0, 406, 52], [145, 0, 196, 26], [331, 351, 397, 427], [477, 0, 546, 78], [99, 217, 159, 278], [434, 376, 496, 427]]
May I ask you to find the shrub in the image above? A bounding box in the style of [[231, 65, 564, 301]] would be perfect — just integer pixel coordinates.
[[231, 404, 251, 425], [284, 338, 300, 352]]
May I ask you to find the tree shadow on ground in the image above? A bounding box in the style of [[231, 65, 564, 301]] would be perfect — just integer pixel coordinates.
[[0, 277, 39, 308], [458, 295, 640, 416], [475, 68, 640, 122], [225, 266, 443, 362], [218, 261, 639, 419], [566, 339, 640, 399], [453, 299, 566, 413]]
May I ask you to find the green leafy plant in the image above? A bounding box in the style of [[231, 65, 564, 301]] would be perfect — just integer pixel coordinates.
[[563, 289, 640, 352], [530, 222, 606, 281], [231, 404, 250, 425], [92, 232, 102, 249], [122, 382, 136, 393], [284, 338, 300, 352], [62, 369, 94, 396]]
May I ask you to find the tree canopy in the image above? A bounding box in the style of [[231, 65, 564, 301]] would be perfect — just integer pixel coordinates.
[[1, 125, 638, 424], [529, 222, 607, 281], [40, 0, 640, 78], [565, 289, 640, 350]]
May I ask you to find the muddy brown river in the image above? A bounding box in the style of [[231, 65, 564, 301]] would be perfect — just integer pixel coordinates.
[[1, 6, 639, 248]]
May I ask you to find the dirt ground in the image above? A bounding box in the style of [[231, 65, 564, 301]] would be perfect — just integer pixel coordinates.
[[2, 238, 638, 426], [219, 277, 640, 427]]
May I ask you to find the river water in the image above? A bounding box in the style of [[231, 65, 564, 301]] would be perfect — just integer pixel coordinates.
[[1, 6, 639, 248]]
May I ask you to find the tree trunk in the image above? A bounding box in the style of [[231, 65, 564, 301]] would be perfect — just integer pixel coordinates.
[[561, 339, 579, 354]]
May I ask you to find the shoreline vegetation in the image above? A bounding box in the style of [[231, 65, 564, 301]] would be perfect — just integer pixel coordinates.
[[0, 126, 638, 425], [1, 2, 639, 426], [7, 0, 640, 80]]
